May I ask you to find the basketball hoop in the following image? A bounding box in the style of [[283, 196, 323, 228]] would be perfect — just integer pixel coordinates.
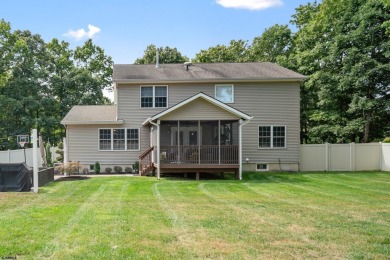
[[17, 135, 29, 148]]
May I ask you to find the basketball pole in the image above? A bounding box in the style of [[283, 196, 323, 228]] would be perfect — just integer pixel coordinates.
[[32, 129, 38, 193]]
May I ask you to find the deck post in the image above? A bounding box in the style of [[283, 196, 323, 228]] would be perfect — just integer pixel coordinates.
[[196, 172, 200, 181], [239, 119, 251, 180], [149, 120, 160, 179]]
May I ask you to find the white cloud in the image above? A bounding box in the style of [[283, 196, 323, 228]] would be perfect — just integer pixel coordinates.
[[63, 24, 101, 41], [216, 0, 283, 10]]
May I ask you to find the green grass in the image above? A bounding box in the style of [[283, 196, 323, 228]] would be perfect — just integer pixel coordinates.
[[0, 172, 389, 259]]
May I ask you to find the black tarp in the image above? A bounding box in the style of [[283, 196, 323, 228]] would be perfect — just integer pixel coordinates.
[[0, 163, 32, 192]]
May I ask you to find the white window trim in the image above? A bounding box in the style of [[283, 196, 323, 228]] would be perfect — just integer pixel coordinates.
[[126, 128, 141, 151], [258, 125, 287, 149], [256, 163, 269, 171], [98, 128, 140, 151], [215, 84, 234, 103], [140, 85, 168, 108]]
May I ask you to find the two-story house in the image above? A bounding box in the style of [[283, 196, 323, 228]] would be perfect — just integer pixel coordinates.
[[61, 62, 306, 179]]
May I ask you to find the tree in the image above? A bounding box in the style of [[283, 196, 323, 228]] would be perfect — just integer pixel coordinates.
[[135, 44, 188, 64], [194, 40, 249, 63], [290, 0, 390, 143], [0, 20, 114, 150], [249, 24, 292, 64]]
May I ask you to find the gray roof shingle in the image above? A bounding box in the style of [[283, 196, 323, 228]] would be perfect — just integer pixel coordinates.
[[61, 105, 122, 125], [113, 62, 306, 82]]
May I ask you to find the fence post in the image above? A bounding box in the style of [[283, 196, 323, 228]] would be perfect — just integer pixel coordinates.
[[325, 143, 329, 171], [7, 149, 11, 163], [350, 142, 356, 172], [379, 142, 382, 171]]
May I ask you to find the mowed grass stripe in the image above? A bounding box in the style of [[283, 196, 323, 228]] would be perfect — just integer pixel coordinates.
[[0, 172, 389, 259]]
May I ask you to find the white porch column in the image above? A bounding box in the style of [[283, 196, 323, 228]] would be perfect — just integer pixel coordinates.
[[32, 129, 38, 193], [149, 120, 160, 179], [239, 119, 251, 180]]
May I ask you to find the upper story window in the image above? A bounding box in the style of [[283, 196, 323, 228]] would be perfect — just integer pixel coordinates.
[[258, 126, 286, 149], [215, 84, 234, 103], [141, 86, 167, 108]]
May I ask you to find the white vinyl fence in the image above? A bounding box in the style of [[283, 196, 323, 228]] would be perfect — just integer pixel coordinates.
[[300, 143, 390, 172], [0, 147, 58, 168]]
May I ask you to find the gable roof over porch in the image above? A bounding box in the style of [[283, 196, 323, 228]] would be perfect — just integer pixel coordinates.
[[142, 92, 252, 126]]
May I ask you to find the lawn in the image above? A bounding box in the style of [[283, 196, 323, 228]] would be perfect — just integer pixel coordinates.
[[0, 172, 389, 259]]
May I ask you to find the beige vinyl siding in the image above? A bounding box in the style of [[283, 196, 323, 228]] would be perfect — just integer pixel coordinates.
[[234, 82, 300, 163], [160, 98, 239, 121], [115, 81, 300, 164], [67, 124, 140, 165]]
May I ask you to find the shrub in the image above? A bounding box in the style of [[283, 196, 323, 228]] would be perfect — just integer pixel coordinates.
[[45, 142, 52, 167], [55, 142, 64, 163], [125, 167, 133, 173], [94, 162, 101, 174], [55, 161, 81, 176], [82, 168, 89, 174], [114, 166, 123, 173], [105, 167, 112, 174], [133, 161, 139, 173], [383, 137, 390, 143]]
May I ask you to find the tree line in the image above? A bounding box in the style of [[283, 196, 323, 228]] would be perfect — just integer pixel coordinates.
[[1, 0, 389, 150], [136, 0, 390, 144], [0, 20, 113, 149]]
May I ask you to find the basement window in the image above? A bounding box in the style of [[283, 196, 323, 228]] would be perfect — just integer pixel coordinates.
[[256, 163, 268, 171]]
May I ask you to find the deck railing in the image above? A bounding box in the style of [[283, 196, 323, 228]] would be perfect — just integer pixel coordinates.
[[159, 145, 238, 165], [139, 146, 154, 175]]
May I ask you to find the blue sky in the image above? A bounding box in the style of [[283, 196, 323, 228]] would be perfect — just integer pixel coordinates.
[[1, 0, 316, 64]]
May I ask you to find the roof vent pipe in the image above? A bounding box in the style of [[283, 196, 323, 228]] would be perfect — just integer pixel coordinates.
[[184, 61, 192, 70], [156, 48, 159, 68]]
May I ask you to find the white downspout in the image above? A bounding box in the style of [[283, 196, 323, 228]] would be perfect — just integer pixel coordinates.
[[149, 119, 160, 179], [239, 118, 252, 180]]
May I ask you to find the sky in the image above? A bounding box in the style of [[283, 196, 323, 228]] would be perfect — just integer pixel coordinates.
[[1, 0, 316, 64]]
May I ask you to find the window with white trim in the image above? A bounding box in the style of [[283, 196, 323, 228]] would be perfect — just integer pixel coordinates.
[[141, 86, 167, 108], [99, 128, 139, 151], [215, 84, 234, 103], [258, 126, 286, 148], [127, 129, 139, 150], [99, 129, 111, 150], [113, 129, 125, 150]]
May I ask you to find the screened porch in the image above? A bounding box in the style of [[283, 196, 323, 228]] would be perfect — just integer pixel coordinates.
[[158, 120, 239, 165]]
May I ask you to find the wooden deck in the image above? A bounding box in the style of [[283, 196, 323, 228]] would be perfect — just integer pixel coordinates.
[[158, 163, 239, 179]]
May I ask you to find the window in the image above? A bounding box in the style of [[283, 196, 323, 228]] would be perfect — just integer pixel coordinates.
[[258, 126, 286, 148], [99, 129, 111, 150], [99, 128, 140, 151], [215, 84, 234, 103], [256, 163, 268, 171], [113, 129, 125, 150], [127, 129, 139, 150], [141, 86, 167, 108]]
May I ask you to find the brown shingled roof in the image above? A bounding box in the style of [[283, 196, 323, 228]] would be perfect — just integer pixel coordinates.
[[113, 62, 306, 83]]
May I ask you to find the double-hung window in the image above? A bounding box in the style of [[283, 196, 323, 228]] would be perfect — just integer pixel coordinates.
[[127, 129, 139, 150], [99, 128, 139, 151], [141, 86, 167, 108], [258, 126, 286, 148], [215, 84, 234, 103]]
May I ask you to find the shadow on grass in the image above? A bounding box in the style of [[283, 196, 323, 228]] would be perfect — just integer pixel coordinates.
[[159, 172, 310, 184], [54, 176, 91, 182]]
